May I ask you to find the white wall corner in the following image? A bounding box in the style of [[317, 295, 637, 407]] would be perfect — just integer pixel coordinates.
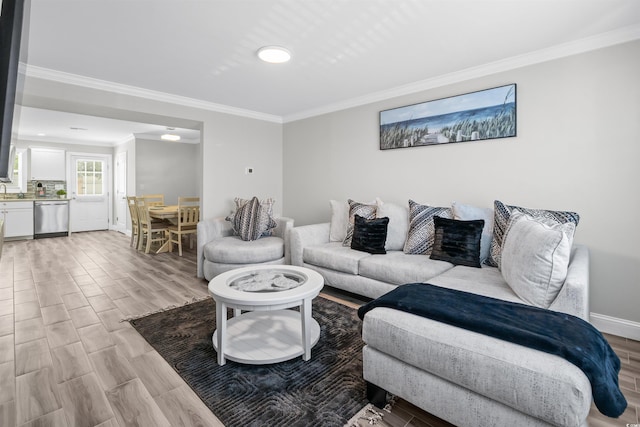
[[590, 312, 640, 341]]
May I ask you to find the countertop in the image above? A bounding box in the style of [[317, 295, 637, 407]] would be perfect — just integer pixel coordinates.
[[1, 198, 70, 202]]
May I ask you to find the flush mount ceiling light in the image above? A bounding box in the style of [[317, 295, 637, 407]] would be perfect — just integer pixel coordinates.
[[257, 46, 291, 64], [161, 134, 181, 142]]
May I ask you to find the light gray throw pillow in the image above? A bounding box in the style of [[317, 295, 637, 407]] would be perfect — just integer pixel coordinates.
[[329, 200, 349, 242], [377, 201, 409, 251], [501, 211, 575, 308]]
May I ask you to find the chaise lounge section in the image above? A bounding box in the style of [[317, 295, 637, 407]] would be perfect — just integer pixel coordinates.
[[290, 198, 601, 427]]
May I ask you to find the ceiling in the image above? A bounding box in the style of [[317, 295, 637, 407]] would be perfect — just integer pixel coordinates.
[[17, 106, 201, 146], [15, 0, 640, 145]]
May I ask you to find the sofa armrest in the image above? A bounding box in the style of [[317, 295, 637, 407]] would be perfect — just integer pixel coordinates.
[[549, 244, 590, 320], [197, 217, 234, 278], [272, 217, 295, 264], [290, 223, 331, 267]]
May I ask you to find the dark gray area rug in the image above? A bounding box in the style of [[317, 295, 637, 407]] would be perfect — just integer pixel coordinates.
[[130, 297, 368, 427]]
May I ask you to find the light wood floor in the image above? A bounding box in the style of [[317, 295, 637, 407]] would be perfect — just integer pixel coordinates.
[[0, 231, 638, 427]]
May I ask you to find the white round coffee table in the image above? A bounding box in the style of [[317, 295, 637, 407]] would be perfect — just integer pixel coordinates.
[[208, 265, 324, 366]]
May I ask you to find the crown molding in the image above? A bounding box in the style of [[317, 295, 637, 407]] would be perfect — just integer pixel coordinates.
[[22, 24, 640, 125], [282, 24, 640, 123], [20, 135, 116, 147], [23, 65, 283, 124], [133, 133, 200, 144]]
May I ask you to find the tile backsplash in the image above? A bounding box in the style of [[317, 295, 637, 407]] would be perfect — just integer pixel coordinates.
[[27, 180, 67, 198]]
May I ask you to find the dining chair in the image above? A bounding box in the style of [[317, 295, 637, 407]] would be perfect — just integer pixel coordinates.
[[178, 196, 199, 206], [168, 198, 200, 256], [142, 194, 165, 206], [179, 196, 200, 247], [126, 196, 140, 248], [136, 197, 169, 253], [142, 195, 171, 224]]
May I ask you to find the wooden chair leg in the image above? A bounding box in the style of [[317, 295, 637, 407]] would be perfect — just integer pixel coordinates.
[[132, 228, 139, 249], [145, 230, 153, 254], [137, 229, 145, 251]]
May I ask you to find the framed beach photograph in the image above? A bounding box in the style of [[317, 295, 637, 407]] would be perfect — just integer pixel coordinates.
[[379, 84, 516, 150]]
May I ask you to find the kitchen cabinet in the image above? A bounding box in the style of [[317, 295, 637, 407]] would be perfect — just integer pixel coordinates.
[[30, 148, 66, 180], [0, 201, 34, 239]]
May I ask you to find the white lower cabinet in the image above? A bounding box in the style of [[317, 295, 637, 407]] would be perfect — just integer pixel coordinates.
[[1, 201, 34, 239]]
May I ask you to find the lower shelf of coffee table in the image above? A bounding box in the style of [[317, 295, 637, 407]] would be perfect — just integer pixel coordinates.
[[212, 309, 320, 364]]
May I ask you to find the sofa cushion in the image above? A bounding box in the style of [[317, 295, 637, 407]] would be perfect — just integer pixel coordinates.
[[362, 308, 591, 427], [428, 265, 524, 304], [452, 201, 494, 263], [358, 251, 453, 285], [203, 235, 284, 264], [351, 215, 389, 255], [487, 200, 580, 267], [403, 200, 452, 255], [303, 242, 371, 275], [501, 212, 576, 308], [377, 201, 409, 251], [343, 199, 378, 247], [430, 216, 484, 268]]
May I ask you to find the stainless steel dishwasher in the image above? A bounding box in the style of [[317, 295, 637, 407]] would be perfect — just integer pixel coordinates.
[[34, 200, 69, 238]]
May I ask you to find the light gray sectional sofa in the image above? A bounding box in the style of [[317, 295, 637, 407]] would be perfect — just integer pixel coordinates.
[[290, 199, 593, 427]]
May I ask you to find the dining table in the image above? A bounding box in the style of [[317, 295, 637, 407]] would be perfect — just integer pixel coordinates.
[[148, 204, 179, 221], [147, 205, 179, 253]]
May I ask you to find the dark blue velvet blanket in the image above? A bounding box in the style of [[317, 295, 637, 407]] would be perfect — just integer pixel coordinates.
[[357, 283, 627, 418]]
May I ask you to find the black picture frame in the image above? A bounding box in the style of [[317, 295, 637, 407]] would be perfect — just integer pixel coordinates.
[[379, 84, 517, 150]]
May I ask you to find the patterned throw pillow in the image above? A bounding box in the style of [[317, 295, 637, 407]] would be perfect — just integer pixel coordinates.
[[403, 200, 452, 255], [342, 199, 377, 247], [232, 197, 276, 237], [234, 197, 275, 217], [487, 200, 580, 267], [226, 196, 277, 241]]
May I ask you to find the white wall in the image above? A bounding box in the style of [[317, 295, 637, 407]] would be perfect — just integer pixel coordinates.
[[283, 40, 640, 326], [201, 113, 284, 217], [114, 136, 135, 234], [135, 138, 199, 205], [20, 76, 284, 220]]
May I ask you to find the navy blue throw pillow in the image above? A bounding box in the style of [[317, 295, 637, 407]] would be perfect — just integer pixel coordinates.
[[351, 215, 389, 255], [430, 216, 484, 267]]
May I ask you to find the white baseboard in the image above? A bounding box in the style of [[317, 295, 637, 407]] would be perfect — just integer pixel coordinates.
[[590, 312, 640, 341]]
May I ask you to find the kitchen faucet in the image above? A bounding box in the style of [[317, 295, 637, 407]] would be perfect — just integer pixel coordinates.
[[0, 183, 6, 199]]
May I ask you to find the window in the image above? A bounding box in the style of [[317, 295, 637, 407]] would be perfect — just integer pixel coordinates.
[[5, 148, 26, 192], [75, 159, 104, 196]]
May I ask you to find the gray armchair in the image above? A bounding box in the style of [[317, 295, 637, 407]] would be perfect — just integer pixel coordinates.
[[197, 216, 294, 281]]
